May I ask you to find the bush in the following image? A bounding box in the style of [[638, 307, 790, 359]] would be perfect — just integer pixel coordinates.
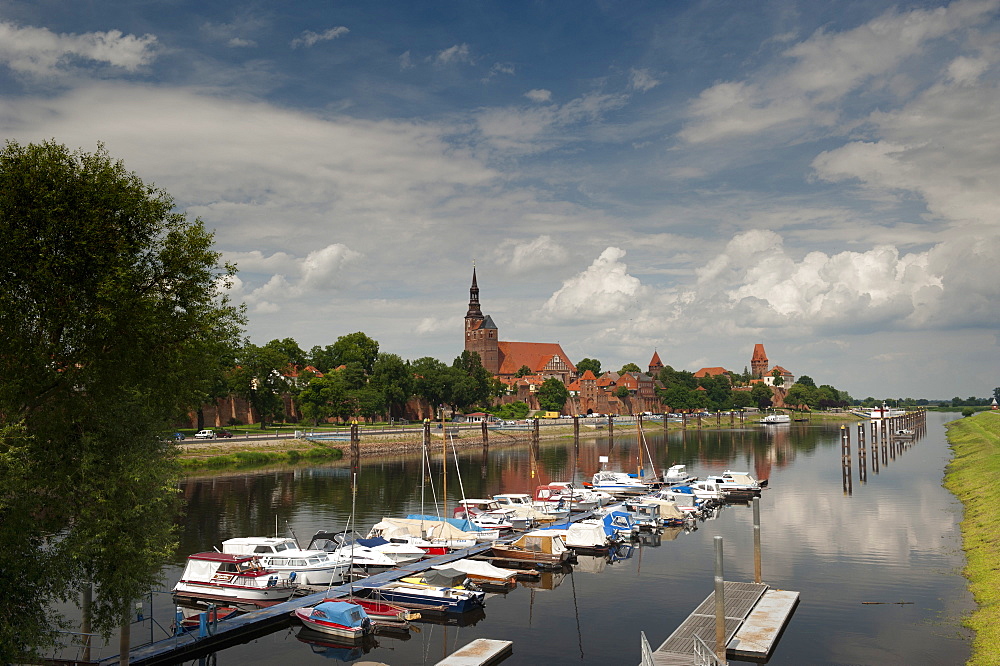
[[963, 407, 975, 418]]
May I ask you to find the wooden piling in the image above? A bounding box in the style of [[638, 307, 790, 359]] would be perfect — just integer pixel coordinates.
[[714, 536, 726, 662], [753, 498, 762, 584]]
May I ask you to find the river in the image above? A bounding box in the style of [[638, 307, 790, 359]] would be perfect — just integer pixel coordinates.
[[135, 411, 973, 664]]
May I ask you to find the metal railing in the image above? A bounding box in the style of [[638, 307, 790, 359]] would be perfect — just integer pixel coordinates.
[[694, 634, 727, 666]]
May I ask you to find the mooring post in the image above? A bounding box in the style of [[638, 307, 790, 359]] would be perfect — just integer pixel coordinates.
[[608, 414, 614, 447], [682, 413, 687, 429], [697, 412, 703, 429], [753, 497, 762, 584], [714, 536, 726, 661], [481, 420, 489, 447], [573, 415, 580, 443], [533, 417, 539, 446]]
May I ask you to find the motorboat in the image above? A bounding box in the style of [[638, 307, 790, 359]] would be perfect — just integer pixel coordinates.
[[538, 483, 601, 512], [760, 412, 791, 424], [661, 464, 696, 486], [406, 514, 501, 542], [622, 501, 663, 531], [490, 531, 575, 566], [590, 470, 650, 495], [366, 517, 479, 552], [662, 481, 726, 502], [356, 578, 485, 614], [453, 499, 516, 531], [292, 601, 373, 640], [703, 470, 767, 494], [540, 517, 624, 551], [221, 536, 351, 586], [491, 493, 547, 528], [431, 559, 520, 590], [531, 486, 573, 519], [306, 531, 400, 571], [172, 552, 296, 607]]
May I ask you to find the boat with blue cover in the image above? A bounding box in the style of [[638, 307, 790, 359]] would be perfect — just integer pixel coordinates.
[[293, 600, 373, 640]]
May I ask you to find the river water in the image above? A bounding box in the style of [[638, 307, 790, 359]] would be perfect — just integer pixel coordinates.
[[145, 412, 973, 665]]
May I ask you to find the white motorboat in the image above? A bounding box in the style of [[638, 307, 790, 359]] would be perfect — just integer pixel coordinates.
[[760, 412, 791, 424], [491, 493, 547, 528], [453, 499, 517, 531], [222, 536, 352, 587], [661, 464, 696, 486], [543, 482, 602, 511], [590, 470, 650, 495], [172, 552, 296, 607], [704, 470, 766, 492], [306, 531, 400, 571]]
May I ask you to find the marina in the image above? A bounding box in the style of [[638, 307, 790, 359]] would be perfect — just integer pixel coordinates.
[[58, 410, 975, 665]]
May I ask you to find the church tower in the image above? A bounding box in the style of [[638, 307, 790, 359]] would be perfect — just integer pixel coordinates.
[[751, 343, 769, 378], [464, 267, 499, 374], [648, 350, 664, 376]]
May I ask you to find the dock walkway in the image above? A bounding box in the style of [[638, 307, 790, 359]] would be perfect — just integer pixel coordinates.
[[648, 581, 798, 665]]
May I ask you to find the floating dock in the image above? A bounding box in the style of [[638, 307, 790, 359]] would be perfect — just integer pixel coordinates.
[[647, 581, 798, 665], [435, 638, 513, 666]]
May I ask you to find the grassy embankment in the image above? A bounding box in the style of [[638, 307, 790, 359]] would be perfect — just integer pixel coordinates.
[[944, 411, 1000, 666], [178, 440, 343, 470]]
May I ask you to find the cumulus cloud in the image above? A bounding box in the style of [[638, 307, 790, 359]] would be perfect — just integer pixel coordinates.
[[291, 26, 349, 49], [494, 235, 569, 274], [223, 244, 361, 313], [0, 20, 156, 77], [542, 248, 645, 321]]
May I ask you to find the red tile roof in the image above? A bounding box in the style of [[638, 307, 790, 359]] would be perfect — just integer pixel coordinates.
[[497, 341, 576, 375], [694, 367, 729, 378]]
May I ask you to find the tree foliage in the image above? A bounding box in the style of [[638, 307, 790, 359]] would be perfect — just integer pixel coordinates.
[[619, 363, 641, 374], [538, 378, 570, 412], [576, 358, 602, 376], [0, 140, 243, 660]]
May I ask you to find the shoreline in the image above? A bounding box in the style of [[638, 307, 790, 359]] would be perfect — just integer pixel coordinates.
[[944, 410, 1000, 666]]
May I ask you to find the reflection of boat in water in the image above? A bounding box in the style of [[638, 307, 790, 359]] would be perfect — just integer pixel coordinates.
[[411, 606, 487, 628], [295, 628, 379, 661], [892, 428, 915, 441], [518, 567, 569, 591]]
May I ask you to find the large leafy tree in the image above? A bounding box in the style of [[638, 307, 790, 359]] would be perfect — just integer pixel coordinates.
[[576, 358, 602, 376], [370, 353, 413, 420], [228, 343, 289, 427], [451, 351, 491, 411], [0, 140, 243, 661], [619, 363, 641, 374], [330, 332, 380, 375], [538, 378, 570, 412]]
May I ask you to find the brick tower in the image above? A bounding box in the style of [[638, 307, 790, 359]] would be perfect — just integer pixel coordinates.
[[464, 267, 499, 374], [751, 343, 768, 378]]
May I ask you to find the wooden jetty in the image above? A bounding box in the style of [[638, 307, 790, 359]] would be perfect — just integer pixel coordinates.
[[435, 638, 513, 666], [647, 581, 798, 665], [99, 543, 499, 665]]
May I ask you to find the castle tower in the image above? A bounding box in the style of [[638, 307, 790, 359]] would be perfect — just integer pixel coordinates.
[[648, 350, 664, 376], [751, 343, 768, 378], [464, 267, 499, 374]]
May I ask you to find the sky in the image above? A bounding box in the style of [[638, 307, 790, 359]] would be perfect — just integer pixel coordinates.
[[2, 0, 998, 400]]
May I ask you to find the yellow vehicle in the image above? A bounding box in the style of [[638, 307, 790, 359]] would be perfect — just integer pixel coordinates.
[[543, 411, 560, 419]]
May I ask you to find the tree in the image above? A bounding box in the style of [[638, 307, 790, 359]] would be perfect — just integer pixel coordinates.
[[0, 140, 243, 661], [771, 368, 785, 387], [228, 343, 289, 427], [750, 383, 773, 409], [370, 354, 413, 420], [451, 351, 491, 411], [619, 363, 641, 374], [330, 332, 380, 375], [411, 357, 453, 410], [994, 387, 1000, 402], [538, 378, 570, 412], [515, 365, 533, 378], [657, 365, 698, 389], [576, 358, 602, 376], [264, 337, 307, 368], [797, 375, 816, 388]]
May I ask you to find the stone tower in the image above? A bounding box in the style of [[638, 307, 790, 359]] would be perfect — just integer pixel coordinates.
[[751, 343, 768, 378], [648, 350, 664, 376], [464, 267, 499, 374]]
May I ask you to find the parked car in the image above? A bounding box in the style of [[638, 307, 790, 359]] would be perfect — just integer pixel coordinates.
[[172, 432, 185, 440], [217, 429, 233, 438], [194, 429, 217, 439]]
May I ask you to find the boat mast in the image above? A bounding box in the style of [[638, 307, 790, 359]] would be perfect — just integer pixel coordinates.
[[441, 404, 447, 522]]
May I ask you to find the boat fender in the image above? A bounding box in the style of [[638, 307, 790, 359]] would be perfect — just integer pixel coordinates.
[[267, 575, 277, 588], [288, 571, 297, 582]]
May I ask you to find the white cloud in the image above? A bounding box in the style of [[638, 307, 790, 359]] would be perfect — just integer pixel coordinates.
[[629, 68, 659, 92], [494, 235, 569, 274], [524, 89, 552, 103], [0, 20, 156, 77], [435, 43, 471, 64], [542, 248, 644, 321], [290, 27, 349, 49], [679, 0, 1000, 143]]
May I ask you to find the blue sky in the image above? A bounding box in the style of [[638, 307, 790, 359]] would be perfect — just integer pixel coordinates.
[[2, 0, 998, 399]]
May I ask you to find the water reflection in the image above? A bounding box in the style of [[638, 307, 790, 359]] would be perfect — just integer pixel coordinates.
[[119, 413, 975, 665]]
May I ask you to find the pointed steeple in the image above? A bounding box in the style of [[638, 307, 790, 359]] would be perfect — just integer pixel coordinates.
[[466, 265, 483, 319]]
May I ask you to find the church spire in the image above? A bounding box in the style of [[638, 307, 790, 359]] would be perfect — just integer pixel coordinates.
[[466, 265, 483, 319]]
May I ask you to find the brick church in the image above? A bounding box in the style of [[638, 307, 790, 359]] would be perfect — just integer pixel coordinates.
[[464, 268, 576, 384]]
